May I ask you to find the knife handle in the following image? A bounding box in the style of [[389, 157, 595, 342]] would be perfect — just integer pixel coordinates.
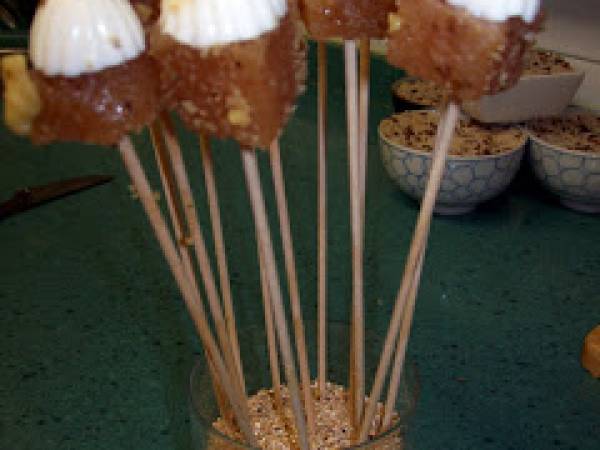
[[0, 189, 33, 220]]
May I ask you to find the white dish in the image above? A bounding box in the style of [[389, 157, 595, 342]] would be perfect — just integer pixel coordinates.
[[462, 70, 585, 124]]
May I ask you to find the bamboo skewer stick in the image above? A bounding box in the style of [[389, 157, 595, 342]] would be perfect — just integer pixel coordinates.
[[358, 102, 460, 442], [149, 122, 197, 288], [347, 61, 356, 429], [206, 349, 236, 427], [199, 134, 246, 392], [356, 39, 370, 432], [358, 38, 370, 222], [242, 150, 309, 450], [345, 40, 365, 428], [149, 122, 232, 424], [118, 136, 256, 445], [257, 244, 284, 414], [317, 40, 328, 398], [381, 248, 425, 431], [160, 115, 246, 400], [269, 140, 315, 433]]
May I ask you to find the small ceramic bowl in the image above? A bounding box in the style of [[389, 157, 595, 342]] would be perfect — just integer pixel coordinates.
[[379, 111, 527, 215], [527, 111, 600, 213]]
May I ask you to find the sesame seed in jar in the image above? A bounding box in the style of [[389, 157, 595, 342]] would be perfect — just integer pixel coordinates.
[[211, 383, 403, 450]]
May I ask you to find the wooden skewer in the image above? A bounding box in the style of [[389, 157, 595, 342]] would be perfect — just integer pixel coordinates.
[[118, 136, 256, 445], [160, 115, 246, 400], [205, 350, 236, 427], [269, 140, 315, 433], [358, 102, 460, 442], [358, 38, 370, 222], [257, 242, 284, 414], [355, 38, 370, 433], [317, 40, 328, 398], [344, 39, 365, 428], [149, 121, 197, 288], [149, 121, 232, 424], [242, 150, 309, 450], [199, 134, 246, 392], [381, 248, 424, 431]]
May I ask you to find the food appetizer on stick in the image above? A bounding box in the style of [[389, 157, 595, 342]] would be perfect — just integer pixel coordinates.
[[298, 0, 396, 423], [4, 0, 160, 145], [387, 0, 543, 100], [154, 0, 313, 447], [153, 0, 305, 149], [2, 0, 257, 444], [299, 0, 395, 39], [359, 0, 543, 441]]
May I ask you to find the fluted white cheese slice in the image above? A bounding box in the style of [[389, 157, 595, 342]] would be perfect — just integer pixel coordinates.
[[160, 0, 287, 48], [447, 0, 540, 23], [29, 0, 145, 77]]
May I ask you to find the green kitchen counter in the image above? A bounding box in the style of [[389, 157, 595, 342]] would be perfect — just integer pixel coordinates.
[[0, 43, 598, 450]]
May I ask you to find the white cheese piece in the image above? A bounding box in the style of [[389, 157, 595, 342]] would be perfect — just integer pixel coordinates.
[[30, 0, 145, 77]]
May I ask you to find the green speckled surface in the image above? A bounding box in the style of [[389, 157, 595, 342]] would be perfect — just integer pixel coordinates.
[[0, 43, 599, 450]]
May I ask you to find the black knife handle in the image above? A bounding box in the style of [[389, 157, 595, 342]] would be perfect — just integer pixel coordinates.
[[0, 189, 33, 220]]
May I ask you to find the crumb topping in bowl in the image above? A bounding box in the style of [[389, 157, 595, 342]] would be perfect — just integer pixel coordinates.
[[392, 79, 447, 108], [380, 110, 525, 156], [524, 49, 574, 75], [528, 114, 600, 153]]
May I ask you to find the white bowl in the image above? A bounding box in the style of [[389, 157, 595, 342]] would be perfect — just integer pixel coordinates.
[[462, 71, 584, 124]]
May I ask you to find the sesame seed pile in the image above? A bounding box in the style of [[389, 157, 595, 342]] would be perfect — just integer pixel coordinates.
[[212, 382, 402, 450]]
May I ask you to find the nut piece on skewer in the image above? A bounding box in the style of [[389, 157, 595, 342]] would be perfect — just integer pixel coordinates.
[[151, 0, 307, 149], [387, 0, 543, 100], [1, 0, 160, 146], [299, 0, 396, 39], [2, 55, 41, 136]]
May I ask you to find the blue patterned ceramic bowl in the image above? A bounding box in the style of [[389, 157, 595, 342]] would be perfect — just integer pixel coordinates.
[[529, 134, 600, 214], [379, 118, 526, 215]]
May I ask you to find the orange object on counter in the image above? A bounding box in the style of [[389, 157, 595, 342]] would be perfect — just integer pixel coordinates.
[[581, 325, 600, 378]]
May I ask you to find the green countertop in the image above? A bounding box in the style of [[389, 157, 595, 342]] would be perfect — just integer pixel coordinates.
[[1, 43, 599, 450]]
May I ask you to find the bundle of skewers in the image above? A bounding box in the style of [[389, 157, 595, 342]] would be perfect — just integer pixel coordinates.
[[2, 0, 542, 448]]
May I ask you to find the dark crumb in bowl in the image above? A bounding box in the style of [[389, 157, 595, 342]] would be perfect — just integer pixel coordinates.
[[528, 114, 600, 153], [391, 78, 448, 112], [524, 49, 574, 75], [380, 110, 526, 156]]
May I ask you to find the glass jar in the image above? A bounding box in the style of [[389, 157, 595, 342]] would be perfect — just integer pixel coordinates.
[[189, 322, 419, 449]]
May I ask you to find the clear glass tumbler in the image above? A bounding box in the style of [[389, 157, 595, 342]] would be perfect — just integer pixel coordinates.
[[189, 322, 419, 449]]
